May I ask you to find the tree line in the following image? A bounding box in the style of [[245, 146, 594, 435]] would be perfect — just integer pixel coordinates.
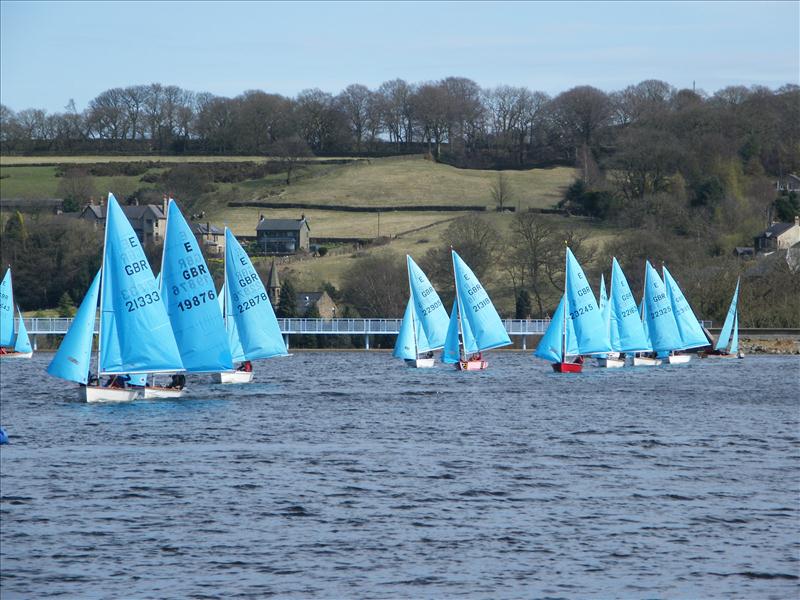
[[2, 79, 798, 173]]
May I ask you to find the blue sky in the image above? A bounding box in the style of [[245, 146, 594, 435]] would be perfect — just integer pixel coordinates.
[[1, 1, 798, 113]]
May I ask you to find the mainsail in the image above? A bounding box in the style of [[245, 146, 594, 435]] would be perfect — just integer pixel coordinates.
[[0, 268, 15, 347], [13, 307, 32, 354], [609, 258, 651, 353], [450, 250, 511, 353], [564, 248, 610, 355], [406, 255, 449, 350], [223, 228, 287, 360], [640, 261, 682, 353], [98, 193, 184, 375], [159, 199, 233, 373], [662, 265, 708, 350], [715, 278, 740, 353]]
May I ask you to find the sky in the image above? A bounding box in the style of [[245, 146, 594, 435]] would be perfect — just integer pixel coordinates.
[[1, 0, 798, 113]]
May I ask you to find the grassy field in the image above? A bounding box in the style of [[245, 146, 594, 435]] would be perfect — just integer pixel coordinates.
[[268, 156, 574, 210], [0, 155, 366, 166]]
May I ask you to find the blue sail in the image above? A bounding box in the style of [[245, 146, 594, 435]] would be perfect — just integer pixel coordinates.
[[451, 250, 511, 352], [715, 278, 740, 352], [48, 270, 102, 384], [159, 200, 233, 373], [13, 308, 32, 354], [534, 295, 579, 363], [730, 312, 739, 354], [218, 281, 245, 363], [224, 228, 287, 360], [565, 248, 610, 354], [99, 193, 184, 375], [662, 265, 708, 350], [0, 268, 14, 347], [640, 261, 682, 353], [406, 255, 449, 350], [597, 274, 609, 359], [393, 299, 430, 360], [442, 299, 479, 363], [610, 258, 652, 353]]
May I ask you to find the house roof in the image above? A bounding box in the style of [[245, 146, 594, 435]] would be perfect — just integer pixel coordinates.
[[81, 204, 166, 220], [256, 218, 310, 232], [296, 292, 324, 311], [191, 222, 223, 235], [758, 222, 794, 238]]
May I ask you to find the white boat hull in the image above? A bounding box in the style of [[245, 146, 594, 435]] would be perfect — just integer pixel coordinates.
[[666, 354, 691, 364], [596, 357, 625, 368], [632, 356, 662, 367], [143, 386, 187, 399], [404, 358, 435, 369], [81, 385, 142, 403], [213, 371, 255, 384], [0, 351, 33, 359]]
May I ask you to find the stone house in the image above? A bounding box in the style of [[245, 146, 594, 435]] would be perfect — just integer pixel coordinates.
[[754, 216, 800, 254], [79, 199, 166, 245], [255, 214, 310, 254], [191, 222, 225, 256], [296, 291, 338, 318]]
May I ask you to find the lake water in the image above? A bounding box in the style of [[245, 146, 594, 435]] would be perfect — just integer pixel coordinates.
[[1, 352, 798, 599]]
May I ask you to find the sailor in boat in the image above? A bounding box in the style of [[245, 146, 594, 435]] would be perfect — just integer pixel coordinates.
[[237, 361, 253, 373], [105, 374, 130, 389], [469, 351, 483, 362], [167, 374, 186, 389]]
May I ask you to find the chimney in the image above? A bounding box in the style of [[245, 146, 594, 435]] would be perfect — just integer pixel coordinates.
[[795, 215, 799, 227], [162, 193, 168, 216]]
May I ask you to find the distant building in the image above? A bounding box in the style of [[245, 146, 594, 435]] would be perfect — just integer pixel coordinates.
[[296, 291, 338, 318], [255, 214, 310, 254], [79, 198, 166, 245], [775, 174, 800, 192], [754, 216, 800, 254], [191, 222, 225, 256], [266, 259, 281, 308]]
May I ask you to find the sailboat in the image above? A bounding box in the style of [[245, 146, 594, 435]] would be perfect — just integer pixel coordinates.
[[134, 198, 234, 395], [214, 227, 288, 383], [442, 250, 511, 370], [703, 278, 742, 359], [0, 268, 33, 359], [48, 193, 185, 402], [534, 247, 610, 372], [598, 258, 653, 368], [660, 265, 709, 364], [637, 260, 682, 366], [393, 255, 449, 368]]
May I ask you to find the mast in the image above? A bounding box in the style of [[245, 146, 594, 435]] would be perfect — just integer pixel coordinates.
[[222, 227, 228, 328], [407, 258, 419, 358], [451, 248, 466, 360], [561, 244, 568, 363], [96, 195, 111, 376]]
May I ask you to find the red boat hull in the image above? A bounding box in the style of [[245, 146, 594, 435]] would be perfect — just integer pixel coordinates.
[[456, 359, 488, 371], [552, 361, 583, 373]]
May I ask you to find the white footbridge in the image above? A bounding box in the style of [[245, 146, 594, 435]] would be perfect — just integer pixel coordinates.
[[17, 317, 713, 350]]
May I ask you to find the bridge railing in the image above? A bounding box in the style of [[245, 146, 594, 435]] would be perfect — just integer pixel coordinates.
[[18, 317, 713, 336]]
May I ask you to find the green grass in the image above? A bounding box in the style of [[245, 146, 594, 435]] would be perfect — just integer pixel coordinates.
[[263, 155, 575, 210], [0, 155, 367, 166], [0, 166, 59, 198], [0, 165, 159, 200]]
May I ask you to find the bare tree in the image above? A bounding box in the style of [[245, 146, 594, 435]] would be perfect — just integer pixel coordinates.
[[490, 172, 513, 210], [57, 168, 96, 211], [336, 84, 371, 152], [549, 85, 613, 179], [271, 135, 312, 185]]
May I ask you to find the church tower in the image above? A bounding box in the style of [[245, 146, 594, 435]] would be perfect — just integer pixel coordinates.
[[267, 258, 281, 308]]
